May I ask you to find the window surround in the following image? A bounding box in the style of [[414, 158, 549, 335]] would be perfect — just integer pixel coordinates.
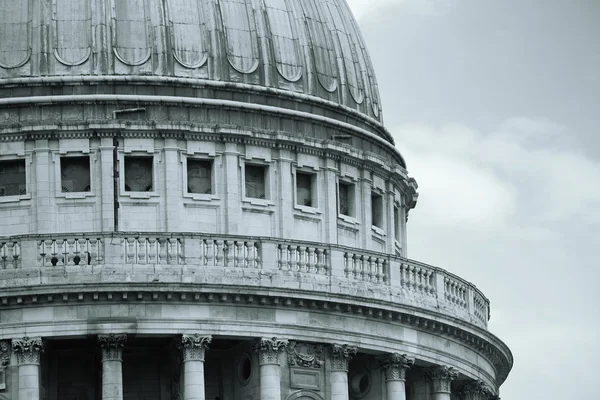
[[337, 177, 359, 225], [119, 151, 160, 199], [370, 187, 386, 237], [53, 151, 95, 199], [182, 152, 220, 202], [240, 157, 274, 208], [292, 165, 320, 215], [0, 154, 31, 204]]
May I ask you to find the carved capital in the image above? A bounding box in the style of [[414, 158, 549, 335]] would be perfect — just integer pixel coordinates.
[[254, 337, 288, 365], [0, 341, 10, 366], [98, 334, 127, 362], [287, 341, 324, 369], [180, 334, 212, 362], [459, 380, 492, 400], [329, 344, 357, 372], [377, 353, 414, 381], [426, 366, 458, 394], [12, 337, 44, 365]]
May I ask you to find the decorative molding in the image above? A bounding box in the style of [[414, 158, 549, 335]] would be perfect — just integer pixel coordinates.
[[426, 366, 458, 394], [377, 353, 414, 381], [287, 341, 324, 369], [180, 334, 212, 362], [0, 341, 10, 366], [11, 337, 44, 365], [459, 380, 492, 400], [254, 337, 288, 365], [329, 344, 357, 372], [97, 333, 127, 362]]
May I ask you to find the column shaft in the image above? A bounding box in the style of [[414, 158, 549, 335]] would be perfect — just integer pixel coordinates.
[[101, 360, 123, 400], [387, 380, 407, 400], [259, 363, 281, 400], [183, 360, 205, 400], [18, 364, 40, 400], [330, 370, 349, 400]]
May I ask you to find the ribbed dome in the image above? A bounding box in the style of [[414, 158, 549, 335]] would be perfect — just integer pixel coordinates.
[[0, 0, 383, 122]]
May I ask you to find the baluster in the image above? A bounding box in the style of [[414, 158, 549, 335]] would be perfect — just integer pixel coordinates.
[[65, 239, 75, 266], [147, 238, 157, 264], [246, 241, 255, 268], [96, 239, 105, 263], [57, 239, 67, 266], [87, 239, 97, 265], [224, 241, 234, 267], [73, 239, 82, 266], [138, 238, 148, 264], [167, 239, 177, 265], [307, 247, 315, 273], [45, 240, 55, 267], [214, 240, 224, 266], [298, 247, 307, 272], [277, 244, 284, 270], [155, 238, 165, 264], [289, 246, 298, 271], [316, 248, 324, 275], [236, 241, 245, 267], [254, 242, 262, 268], [202, 240, 210, 266], [4, 243, 14, 269], [377, 259, 385, 283]]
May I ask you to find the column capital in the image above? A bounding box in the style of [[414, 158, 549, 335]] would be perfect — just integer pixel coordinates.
[[329, 343, 357, 372], [12, 337, 44, 365], [425, 366, 458, 394], [377, 353, 414, 381], [254, 337, 288, 365], [180, 334, 212, 362], [459, 380, 493, 400], [98, 333, 127, 362]]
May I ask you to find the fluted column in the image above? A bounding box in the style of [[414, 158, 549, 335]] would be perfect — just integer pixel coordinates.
[[459, 380, 493, 400], [329, 344, 357, 400], [181, 334, 212, 400], [254, 338, 288, 400], [12, 337, 44, 400], [378, 353, 414, 400], [98, 334, 127, 400], [426, 366, 458, 400]]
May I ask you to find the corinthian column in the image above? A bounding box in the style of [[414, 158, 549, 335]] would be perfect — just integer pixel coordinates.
[[378, 353, 414, 400], [254, 337, 288, 400], [459, 380, 492, 400], [329, 344, 357, 400], [181, 334, 212, 400], [12, 337, 44, 400], [426, 366, 458, 400], [98, 334, 127, 400]]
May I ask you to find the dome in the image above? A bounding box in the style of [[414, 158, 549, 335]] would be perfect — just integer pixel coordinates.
[[0, 0, 384, 126]]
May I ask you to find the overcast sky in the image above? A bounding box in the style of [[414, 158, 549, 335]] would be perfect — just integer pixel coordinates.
[[346, 0, 600, 398]]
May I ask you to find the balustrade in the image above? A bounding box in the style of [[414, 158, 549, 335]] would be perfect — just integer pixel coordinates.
[[343, 252, 388, 283], [123, 237, 183, 265], [473, 292, 488, 325], [277, 244, 328, 275], [399, 262, 436, 296], [0, 241, 20, 269], [38, 237, 103, 267], [444, 276, 468, 309], [201, 239, 260, 268]]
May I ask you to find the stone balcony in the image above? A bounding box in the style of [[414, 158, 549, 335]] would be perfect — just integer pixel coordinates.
[[0, 232, 490, 330]]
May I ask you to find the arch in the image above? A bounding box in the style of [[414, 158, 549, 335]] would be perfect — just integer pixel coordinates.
[[285, 391, 324, 400]]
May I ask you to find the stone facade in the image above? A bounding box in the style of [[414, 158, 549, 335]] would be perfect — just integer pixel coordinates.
[[0, 0, 512, 399]]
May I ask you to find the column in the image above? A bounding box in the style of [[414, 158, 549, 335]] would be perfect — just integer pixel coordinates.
[[180, 334, 212, 400], [426, 366, 458, 400], [254, 337, 288, 400], [99, 137, 115, 232], [329, 344, 357, 400], [98, 334, 127, 400], [378, 353, 414, 400], [459, 380, 493, 400], [12, 337, 44, 400]]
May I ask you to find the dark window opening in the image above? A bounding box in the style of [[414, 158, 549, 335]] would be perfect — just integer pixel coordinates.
[[0, 159, 26, 196], [394, 205, 400, 240], [371, 192, 383, 229], [124, 156, 153, 192], [338, 181, 355, 217], [61, 156, 91, 193], [187, 159, 213, 194], [245, 164, 267, 199], [296, 171, 315, 207]]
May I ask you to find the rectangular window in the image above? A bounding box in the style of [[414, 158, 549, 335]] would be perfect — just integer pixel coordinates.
[[394, 205, 400, 240], [0, 159, 26, 196], [61, 156, 91, 193], [296, 171, 316, 208], [338, 181, 355, 217], [245, 164, 267, 199], [124, 156, 153, 192], [371, 192, 383, 229], [187, 159, 213, 194]]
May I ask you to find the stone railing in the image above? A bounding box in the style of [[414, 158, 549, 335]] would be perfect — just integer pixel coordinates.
[[0, 233, 490, 328]]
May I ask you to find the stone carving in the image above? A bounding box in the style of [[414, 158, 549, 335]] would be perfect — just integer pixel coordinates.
[[459, 380, 492, 400], [425, 366, 458, 394], [377, 353, 414, 381], [98, 334, 127, 362], [254, 337, 288, 365], [12, 337, 44, 365], [287, 341, 324, 369], [0, 341, 10, 366], [180, 334, 212, 362], [329, 344, 357, 372]]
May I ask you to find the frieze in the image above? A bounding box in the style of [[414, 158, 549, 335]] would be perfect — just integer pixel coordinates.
[[254, 337, 288, 365], [377, 353, 414, 381], [180, 334, 212, 362], [329, 344, 357, 372], [98, 333, 126, 362], [12, 337, 44, 365], [287, 341, 324, 369]]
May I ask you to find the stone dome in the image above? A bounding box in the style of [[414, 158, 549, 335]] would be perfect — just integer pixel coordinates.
[[0, 0, 384, 125]]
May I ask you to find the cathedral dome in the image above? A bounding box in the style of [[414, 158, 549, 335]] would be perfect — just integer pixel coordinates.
[[0, 0, 386, 135]]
